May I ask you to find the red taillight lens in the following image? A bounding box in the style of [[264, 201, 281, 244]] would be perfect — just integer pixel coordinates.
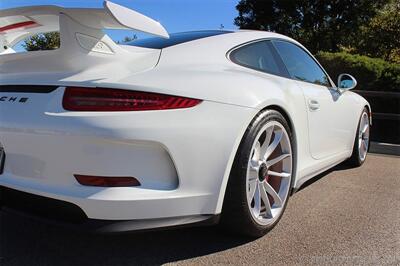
[[74, 175, 141, 187], [0, 21, 40, 33], [62, 87, 202, 111]]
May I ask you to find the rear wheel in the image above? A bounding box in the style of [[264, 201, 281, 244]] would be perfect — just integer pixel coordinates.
[[221, 110, 294, 237], [348, 108, 370, 167]]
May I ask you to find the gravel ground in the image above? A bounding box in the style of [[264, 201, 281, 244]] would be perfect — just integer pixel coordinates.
[[0, 153, 399, 265]]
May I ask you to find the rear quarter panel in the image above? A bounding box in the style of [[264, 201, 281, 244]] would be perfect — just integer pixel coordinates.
[[130, 32, 314, 209]]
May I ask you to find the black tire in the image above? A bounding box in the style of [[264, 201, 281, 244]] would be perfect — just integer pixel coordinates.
[[220, 110, 295, 238], [347, 108, 370, 167]]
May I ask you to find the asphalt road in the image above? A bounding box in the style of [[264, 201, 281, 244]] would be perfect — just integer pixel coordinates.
[[0, 153, 399, 265]]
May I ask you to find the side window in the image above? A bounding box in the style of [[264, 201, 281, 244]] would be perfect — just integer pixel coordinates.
[[272, 40, 330, 87], [230, 41, 287, 77]]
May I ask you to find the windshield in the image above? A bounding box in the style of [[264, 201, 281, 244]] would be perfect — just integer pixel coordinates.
[[125, 30, 232, 49]]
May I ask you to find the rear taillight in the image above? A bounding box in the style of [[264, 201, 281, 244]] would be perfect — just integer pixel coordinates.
[[0, 21, 40, 33], [62, 87, 202, 111]]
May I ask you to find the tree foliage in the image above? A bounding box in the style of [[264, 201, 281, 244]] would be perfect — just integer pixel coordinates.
[[234, 0, 388, 54], [355, 0, 400, 63], [22, 32, 60, 51], [123, 34, 137, 42], [316, 51, 400, 92], [23, 32, 139, 49], [117, 34, 138, 44], [317, 51, 400, 116]]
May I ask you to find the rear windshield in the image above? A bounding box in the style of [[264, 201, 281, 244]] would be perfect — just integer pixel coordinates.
[[125, 30, 232, 49]]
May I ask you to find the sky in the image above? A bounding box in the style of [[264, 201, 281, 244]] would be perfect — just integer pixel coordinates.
[[0, 0, 239, 46]]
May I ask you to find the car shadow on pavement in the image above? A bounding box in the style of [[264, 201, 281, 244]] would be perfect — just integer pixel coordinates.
[[0, 161, 358, 266], [0, 212, 250, 266], [295, 161, 354, 193]]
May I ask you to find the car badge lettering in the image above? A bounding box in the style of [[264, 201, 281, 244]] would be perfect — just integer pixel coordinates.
[[0, 96, 29, 103]]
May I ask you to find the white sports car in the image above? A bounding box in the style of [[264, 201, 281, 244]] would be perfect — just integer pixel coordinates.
[[0, 1, 371, 237]]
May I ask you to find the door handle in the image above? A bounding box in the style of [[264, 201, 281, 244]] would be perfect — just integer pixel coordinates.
[[308, 99, 320, 111]]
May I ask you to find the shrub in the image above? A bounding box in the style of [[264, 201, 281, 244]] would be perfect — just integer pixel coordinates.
[[316, 51, 400, 92]]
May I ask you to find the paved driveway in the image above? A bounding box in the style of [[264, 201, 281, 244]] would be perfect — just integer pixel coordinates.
[[0, 154, 399, 265]]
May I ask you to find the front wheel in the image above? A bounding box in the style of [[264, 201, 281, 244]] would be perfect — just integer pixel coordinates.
[[348, 108, 370, 167], [221, 110, 294, 237]]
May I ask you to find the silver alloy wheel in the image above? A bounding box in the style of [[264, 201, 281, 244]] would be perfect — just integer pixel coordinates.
[[246, 121, 292, 226], [358, 112, 370, 162]]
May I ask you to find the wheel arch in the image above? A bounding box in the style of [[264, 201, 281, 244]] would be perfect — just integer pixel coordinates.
[[364, 104, 372, 125], [348, 103, 372, 158], [262, 105, 294, 133]]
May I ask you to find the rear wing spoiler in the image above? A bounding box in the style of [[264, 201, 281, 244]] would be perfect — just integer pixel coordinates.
[[0, 1, 169, 52]]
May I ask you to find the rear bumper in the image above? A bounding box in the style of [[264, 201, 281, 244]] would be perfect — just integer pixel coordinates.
[[0, 186, 219, 233], [0, 173, 217, 221], [0, 87, 257, 222]]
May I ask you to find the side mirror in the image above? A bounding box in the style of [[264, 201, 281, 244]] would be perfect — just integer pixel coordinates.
[[337, 73, 357, 92]]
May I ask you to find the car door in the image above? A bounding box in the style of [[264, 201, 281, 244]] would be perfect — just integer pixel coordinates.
[[272, 40, 356, 160]]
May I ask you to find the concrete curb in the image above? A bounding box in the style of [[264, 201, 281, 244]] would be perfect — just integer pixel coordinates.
[[370, 142, 400, 156]]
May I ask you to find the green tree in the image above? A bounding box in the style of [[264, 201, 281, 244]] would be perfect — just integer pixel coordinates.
[[234, 0, 388, 53], [117, 34, 138, 44], [23, 32, 139, 49], [356, 0, 400, 63], [22, 32, 60, 51]]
